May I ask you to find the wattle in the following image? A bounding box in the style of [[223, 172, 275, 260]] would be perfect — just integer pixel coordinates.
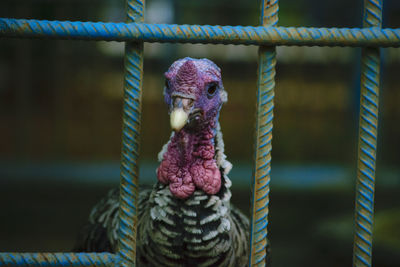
[[157, 126, 221, 199]]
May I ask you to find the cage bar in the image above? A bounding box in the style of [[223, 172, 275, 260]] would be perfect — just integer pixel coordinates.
[[1, 19, 400, 47], [249, 0, 278, 266], [118, 0, 145, 266], [0, 252, 115, 266], [353, 1, 382, 266]]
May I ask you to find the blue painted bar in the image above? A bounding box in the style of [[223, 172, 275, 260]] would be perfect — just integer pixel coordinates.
[[249, 0, 278, 266], [0, 18, 400, 47], [0, 252, 116, 266], [353, 1, 382, 266], [117, 0, 144, 266]]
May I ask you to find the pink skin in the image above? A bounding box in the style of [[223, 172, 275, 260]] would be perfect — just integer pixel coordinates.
[[157, 122, 221, 199], [157, 58, 223, 199]]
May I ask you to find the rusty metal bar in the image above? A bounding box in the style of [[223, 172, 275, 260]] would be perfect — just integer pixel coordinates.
[[0, 252, 115, 266], [117, 0, 144, 266], [1, 18, 400, 47], [249, 0, 278, 266], [353, 1, 382, 266]]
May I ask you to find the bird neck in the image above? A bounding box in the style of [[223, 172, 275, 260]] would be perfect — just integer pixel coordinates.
[[174, 120, 216, 165], [157, 118, 221, 199]]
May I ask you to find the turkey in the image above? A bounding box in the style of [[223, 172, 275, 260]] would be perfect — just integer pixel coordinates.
[[75, 58, 269, 266]]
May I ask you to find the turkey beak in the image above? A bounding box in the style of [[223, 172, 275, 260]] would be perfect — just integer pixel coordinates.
[[170, 97, 193, 132]]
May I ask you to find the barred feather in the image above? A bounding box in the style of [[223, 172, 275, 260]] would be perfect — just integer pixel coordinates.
[[74, 123, 267, 266]]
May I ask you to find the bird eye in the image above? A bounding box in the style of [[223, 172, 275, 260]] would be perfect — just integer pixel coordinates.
[[207, 83, 218, 98]]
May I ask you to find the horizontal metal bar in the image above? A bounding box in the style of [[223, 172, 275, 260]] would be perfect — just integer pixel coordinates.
[[0, 252, 116, 266], [1, 18, 400, 47]]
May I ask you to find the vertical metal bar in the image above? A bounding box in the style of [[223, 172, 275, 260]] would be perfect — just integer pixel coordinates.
[[249, 0, 278, 266], [353, 0, 382, 266], [118, 0, 144, 266]]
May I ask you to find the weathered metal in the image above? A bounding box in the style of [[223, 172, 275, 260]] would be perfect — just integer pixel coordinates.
[[1, 18, 400, 47], [0, 252, 115, 266], [118, 0, 144, 266], [249, 0, 277, 266], [353, 1, 382, 266]]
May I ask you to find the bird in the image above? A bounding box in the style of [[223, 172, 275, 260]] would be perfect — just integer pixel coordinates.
[[75, 57, 269, 266]]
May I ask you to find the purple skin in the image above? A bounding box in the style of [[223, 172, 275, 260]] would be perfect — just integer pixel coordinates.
[[157, 58, 225, 199]]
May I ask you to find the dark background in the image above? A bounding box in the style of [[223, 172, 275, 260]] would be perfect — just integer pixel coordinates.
[[1, 0, 400, 266]]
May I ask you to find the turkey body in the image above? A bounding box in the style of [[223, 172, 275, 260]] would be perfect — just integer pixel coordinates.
[[137, 182, 250, 266], [75, 58, 259, 266], [77, 180, 250, 267], [75, 126, 250, 266]]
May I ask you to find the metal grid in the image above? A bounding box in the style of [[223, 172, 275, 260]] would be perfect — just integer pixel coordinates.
[[0, 0, 393, 266]]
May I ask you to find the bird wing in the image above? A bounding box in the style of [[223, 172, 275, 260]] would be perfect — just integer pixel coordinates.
[[74, 187, 152, 253]]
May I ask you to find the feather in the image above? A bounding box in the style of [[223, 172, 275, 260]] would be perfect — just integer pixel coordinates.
[[74, 58, 270, 266]]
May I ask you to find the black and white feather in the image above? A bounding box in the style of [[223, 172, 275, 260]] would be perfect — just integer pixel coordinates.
[[75, 124, 261, 266]]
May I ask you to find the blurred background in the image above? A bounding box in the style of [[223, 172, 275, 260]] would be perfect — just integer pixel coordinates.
[[1, 0, 400, 266]]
